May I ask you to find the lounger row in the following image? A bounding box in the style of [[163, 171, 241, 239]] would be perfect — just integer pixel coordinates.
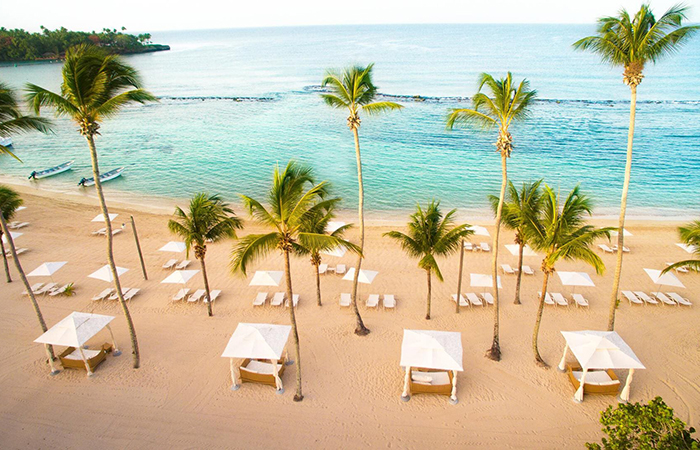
[[538, 292, 590, 307], [162, 259, 191, 270], [621, 290, 692, 306], [501, 264, 535, 275], [92, 287, 140, 301], [318, 264, 346, 275], [598, 244, 630, 253], [337, 293, 395, 309], [8, 221, 29, 230], [451, 292, 494, 307], [22, 282, 71, 297], [464, 242, 491, 252], [91, 228, 123, 236], [173, 288, 221, 303], [252, 292, 299, 307]]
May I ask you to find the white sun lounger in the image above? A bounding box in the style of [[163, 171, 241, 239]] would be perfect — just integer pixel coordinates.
[[285, 294, 299, 308], [552, 293, 569, 307], [501, 264, 515, 275], [521, 265, 535, 275], [162, 259, 178, 269], [666, 262, 689, 274], [598, 244, 614, 254], [22, 282, 44, 296], [366, 294, 380, 308], [335, 264, 346, 275], [175, 260, 191, 270], [9, 222, 29, 230], [572, 293, 589, 307], [318, 263, 328, 275], [538, 292, 555, 306], [172, 288, 190, 302], [8, 248, 28, 258], [92, 228, 106, 236], [466, 292, 483, 307], [49, 284, 70, 296], [634, 291, 659, 306], [271, 292, 285, 307], [481, 292, 494, 306], [111, 229, 122, 236], [383, 294, 396, 309], [480, 242, 491, 252], [463, 242, 473, 251], [204, 290, 221, 303], [253, 292, 267, 306], [451, 294, 469, 307], [612, 245, 630, 253], [667, 292, 692, 306], [653, 292, 676, 306], [36, 283, 58, 295], [340, 293, 352, 307], [109, 288, 131, 300], [123, 288, 140, 301], [91, 288, 113, 301], [621, 290, 643, 305], [188, 289, 205, 303]]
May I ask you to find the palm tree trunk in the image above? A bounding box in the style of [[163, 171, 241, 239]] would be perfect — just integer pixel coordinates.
[[200, 257, 213, 317], [283, 249, 303, 401], [533, 270, 551, 368], [486, 151, 508, 361], [425, 269, 432, 320], [351, 127, 369, 336], [607, 84, 637, 331], [514, 241, 524, 305], [1, 238, 11, 282], [314, 262, 322, 306], [456, 239, 464, 313], [86, 134, 140, 368], [0, 211, 56, 363]]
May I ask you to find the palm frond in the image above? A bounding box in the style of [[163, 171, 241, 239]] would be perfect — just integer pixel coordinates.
[[361, 101, 404, 116], [230, 232, 280, 275]]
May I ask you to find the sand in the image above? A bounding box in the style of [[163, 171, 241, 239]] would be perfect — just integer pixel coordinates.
[[0, 188, 698, 449]]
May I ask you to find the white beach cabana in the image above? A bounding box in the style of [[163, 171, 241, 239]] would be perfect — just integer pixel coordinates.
[[1, 231, 22, 244], [400, 329, 463, 404], [249, 270, 284, 287], [557, 330, 645, 403], [221, 323, 291, 393], [504, 244, 538, 257], [89, 265, 129, 283], [34, 312, 120, 376], [158, 241, 186, 253], [91, 213, 118, 222], [28, 261, 67, 282]]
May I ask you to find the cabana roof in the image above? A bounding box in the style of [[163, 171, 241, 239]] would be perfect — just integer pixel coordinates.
[[561, 330, 645, 370], [400, 329, 463, 371], [221, 323, 291, 360], [34, 312, 115, 348]]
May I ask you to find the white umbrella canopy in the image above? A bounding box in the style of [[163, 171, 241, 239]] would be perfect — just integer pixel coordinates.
[[27, 261, 67, 277], [400, 329, 463, 371], [504, 244, 538, 257], [158, 241, 186, 253], [470, 273, 502, 289], [221, 323, 291, 360], [343, 268, 378, 284], [321, 246, 347, 258], [326, 221, 346, 233], [644, 268, 684, 289], [557, 271, 595, 287], [611, 228, 633, 237], [466, 225, 490, 237], [89, 265, 129, 282], [249, 270, 284, 287], [92, 213, 118, 222], [1, 231, 22, 244], [162, 269, 200, 284], [560, 331, 644, 370], [34, 312, 115, 348], [676, 243, 698, 254]]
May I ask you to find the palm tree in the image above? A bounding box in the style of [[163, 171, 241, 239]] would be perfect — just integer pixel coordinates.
[[446, 72, 537, 361], [26, 44, 157, 368], [321, 64, 403, 335], [298, 207, 359, 307], [662, 220, 700, 274], [488, 180, 544, 305], [231, 161, 350, 402], [527, 185, 610, 367], [385, 201, 472, 320], [0, 185, 22, 282], [0, 81, 51, 161], [573, 4, 698, 332], [168, 193, 242, 317]]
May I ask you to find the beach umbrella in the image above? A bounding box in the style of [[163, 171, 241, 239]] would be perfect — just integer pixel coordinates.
[[1, 231, 22, 244], [321, 245, 347, 258], [557, 330, 644, 402], [342, 268, 378, 284], [466, 225, 490, 237], [249, 270, 284, 287], [161, 269, 199, 285], [643, 268, 684, 295], [326, 221, 346, 233], [92, 213, 118, 222], [504, 244, 538, 257], [158, 241, 186, 253], [400, 329, 463, 404], [88, 265, 129, 283], [470, 273, 501, 296], [557, 271, 595, 294], [610, 228, 633, 237], [676, 243, 698, 254], [28, 261, 67, 282]]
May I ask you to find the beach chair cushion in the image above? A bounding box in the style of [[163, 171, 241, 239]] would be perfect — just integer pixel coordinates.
[[572, 370, 620, 386], [366, 294, 379, 307], [522, 265, 535, 275], [466, 293, 482, 306], [244, 360, 283, 375], [572, 293, 589, 307], [340, 293, 352, 306], [411, 370, 450, 386]]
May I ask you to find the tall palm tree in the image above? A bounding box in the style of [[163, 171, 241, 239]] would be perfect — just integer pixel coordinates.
[[298, 207, 359, 307], [527, 185, 610, 367], [488, 180, 544, 305], [231, 161, 350, 402], [385, 201, 472, 320], [26, 44, 157, 368], [168, 193, 242, 317], [321, 64, 403, 335], [573, 4, 698, 332], [0, 81, 51, 161], [0, 185, 22, 282], [447, 72, 537, 361], [662, 220, 700, 274]]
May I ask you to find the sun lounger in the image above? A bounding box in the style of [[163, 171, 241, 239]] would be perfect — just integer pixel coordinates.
[[22, 282, 44, 296], [340, 293, 351, 307], [59, 343, 112, 373], [552, 292, 569, 307], [521, 265, 535, 275], [204, 290, 221, 303], [612, 245, 630, 253], [482, 292, 494, 306], [463, 242, 473, 251], [634, 291, 659, 305], [285, 294, 299, 308], [538, 291, 555, 305], [48, 284, 70, 296], [35, 282, 58, 295], [123, 288, 140, 301], [572, 293, 589, 307], [253, 292, 267, 306], [318, 263, 328, 275], [162, 259, 177, 269], [501, 264, 515, 275], [408, 368, 454, 398], [7, 248, 28, 258], [175, 260, 190, 270], [239, 357, 286, 388], [271, 292, 285, 307], [335, 264, 346, 275], [9, 222, 29, 230], [92, 228, 106, 236], [188, 289, 205, 303], [451, 294, 469, 307], [109, 288, 130, 300], [466, 292, 483, 307], [566, 364, 620, 396], [653, 292, 676, 306], [598, 244, 614, 254], [667, 292, 692, 306], [111, 229, 122, 236], [480, 242, 491, 252], [366, 294, 380, 308], [666, 262, 689, 274], [91, 288, 113, 301], [621, 290, 643, 305], [172, 288, 190, 302], [383, 294, 396, 309]]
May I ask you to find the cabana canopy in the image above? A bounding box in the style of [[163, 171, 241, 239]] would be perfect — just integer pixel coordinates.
[[249, 270, 283, 287], [158, 241, 186, 253], [92, 213, 118, 222], [504, 244, 538, 257], [343, 268, 378, 284]]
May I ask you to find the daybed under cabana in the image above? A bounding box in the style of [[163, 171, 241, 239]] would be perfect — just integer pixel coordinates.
[[557, 330, 645, 403], [400, 329, 463, 404], [221, 323, 291, 393]]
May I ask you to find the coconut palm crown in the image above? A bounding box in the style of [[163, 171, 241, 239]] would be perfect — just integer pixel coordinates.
[[662, 220, 700, 274], [0, 81, 51, 160], [0, 185, 23, 282]]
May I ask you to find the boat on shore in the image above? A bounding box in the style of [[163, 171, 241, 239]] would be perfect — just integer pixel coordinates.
[[0, 137, 12, 147], [78, 167, 124, 187], [28, 161, 74, 180]]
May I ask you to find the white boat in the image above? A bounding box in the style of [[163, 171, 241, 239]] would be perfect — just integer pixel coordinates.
[[78, 167, 124, 187], [0, 137, 12, 147], [29, 161, 74, 180]]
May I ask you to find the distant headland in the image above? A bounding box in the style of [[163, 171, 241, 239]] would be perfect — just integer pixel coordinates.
[[0, 26, 169, 62]]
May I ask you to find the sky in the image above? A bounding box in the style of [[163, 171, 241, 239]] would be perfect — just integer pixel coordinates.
[[1, 0, 698, 32]]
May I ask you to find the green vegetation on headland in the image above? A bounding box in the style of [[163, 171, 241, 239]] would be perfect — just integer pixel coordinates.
[[0, 26, 169, 62]]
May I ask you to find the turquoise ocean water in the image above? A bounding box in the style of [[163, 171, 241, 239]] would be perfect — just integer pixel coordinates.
[[0, 24, 699, 218]]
